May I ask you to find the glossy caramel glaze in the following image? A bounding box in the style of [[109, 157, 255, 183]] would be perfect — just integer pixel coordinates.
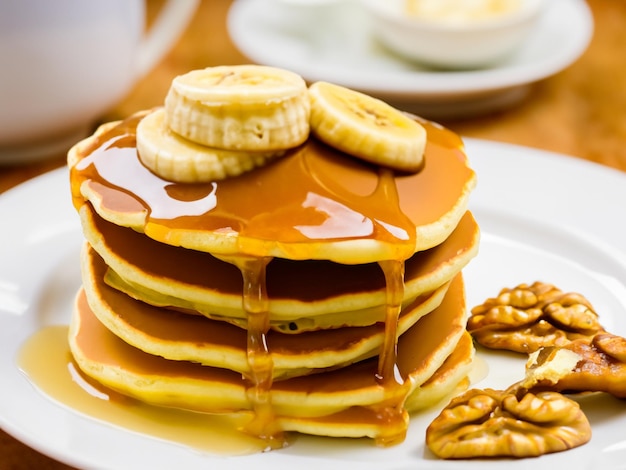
[[69, 111, 475, 262]]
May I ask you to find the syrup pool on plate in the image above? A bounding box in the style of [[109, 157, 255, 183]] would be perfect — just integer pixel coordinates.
[[17, 325, 274, 455]]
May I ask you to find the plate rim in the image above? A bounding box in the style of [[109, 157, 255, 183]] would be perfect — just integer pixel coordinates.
[[1, 138, 626, 469], [226, 0, 593, 100]]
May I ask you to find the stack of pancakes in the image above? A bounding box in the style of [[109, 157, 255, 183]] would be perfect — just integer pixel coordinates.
[[67, 109, 478, 446]]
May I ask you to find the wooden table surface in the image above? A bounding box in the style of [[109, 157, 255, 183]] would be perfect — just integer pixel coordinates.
[[1, 0, 625, 468]]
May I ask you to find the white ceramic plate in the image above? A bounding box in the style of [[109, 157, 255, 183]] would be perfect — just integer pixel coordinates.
[[1, 139, 626, 470], [227, 0, 593, 117]]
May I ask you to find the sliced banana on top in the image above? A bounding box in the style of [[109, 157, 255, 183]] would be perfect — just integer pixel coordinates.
[[136, 109, 283, 183], [136, 65, 428, 183], [165, 65, 311, 151], [136, 65, 310, 183], [308, 81, 427, 172]]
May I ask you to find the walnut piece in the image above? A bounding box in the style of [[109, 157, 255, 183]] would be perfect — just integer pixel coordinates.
[[425, 387, 591, 459], [524, 332, 626, 398], [467, 281, 603, 353]]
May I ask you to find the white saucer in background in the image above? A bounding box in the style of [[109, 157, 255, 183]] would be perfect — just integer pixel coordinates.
[[227, 0, 593, 118]]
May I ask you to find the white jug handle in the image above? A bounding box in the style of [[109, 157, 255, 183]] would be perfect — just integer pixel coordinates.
[[135, 0, 200, 78]]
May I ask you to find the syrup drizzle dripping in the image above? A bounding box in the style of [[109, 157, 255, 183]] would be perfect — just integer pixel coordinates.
[[377, 259, 405, 386], [373, 258, 411, 446], [372, 168, 416, 445], [224, 255, 283, 446]]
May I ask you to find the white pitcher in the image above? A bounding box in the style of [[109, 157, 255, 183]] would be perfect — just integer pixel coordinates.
[[0, 0, 199, 163]]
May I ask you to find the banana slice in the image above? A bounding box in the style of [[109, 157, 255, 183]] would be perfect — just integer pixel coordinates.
[[165, 65, 311, 151], [136, 108, 283, 183], [308, 81, 426, 172]]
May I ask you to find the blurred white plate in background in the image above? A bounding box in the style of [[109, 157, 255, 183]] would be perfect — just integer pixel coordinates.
[[227, 0, 592, 118]]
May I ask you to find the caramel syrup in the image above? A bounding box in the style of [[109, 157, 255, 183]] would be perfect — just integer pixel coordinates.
[[227, 255, 284, 446], [371, 168, 415, 445], [17, 326, 272, 456], [70, 112, 473, 259], [65, 111, 475, 447]]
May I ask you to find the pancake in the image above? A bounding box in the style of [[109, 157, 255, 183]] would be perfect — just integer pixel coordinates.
[[68, 110, 476, 264], [79, 203, 479, 332], [69, 274, 472, 439], [66, 69, 479, 448], [404, 333, 474, 413], [278, 332, 475, 439], [81, 243, 452, 378]]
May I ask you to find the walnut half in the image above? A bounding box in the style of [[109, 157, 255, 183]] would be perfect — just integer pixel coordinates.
[[425, 387, 591, 459], [467, 281, 603, 353], [524, 332, 626, 398]]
